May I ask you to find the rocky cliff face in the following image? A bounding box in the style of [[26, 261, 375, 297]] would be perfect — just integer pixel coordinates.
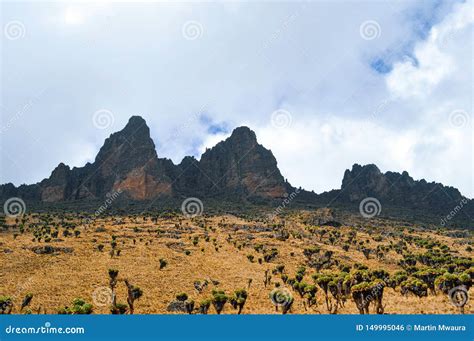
[[34, 116, 174, 202], [1, 116, 289, 202], [339, 163, 467, 211], [1, 116, 472, 226], [190, 127, 288, 198], [39, 163, 71, 202]]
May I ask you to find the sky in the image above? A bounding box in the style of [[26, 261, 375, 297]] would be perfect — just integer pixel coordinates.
[[1, 0, 473, 198]]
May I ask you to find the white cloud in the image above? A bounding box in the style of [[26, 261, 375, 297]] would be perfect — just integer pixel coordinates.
[[255, 0, 473, 198], [198, 132, 231, 156], [387, 0, 473, 99], [1, 0, 472, 199]]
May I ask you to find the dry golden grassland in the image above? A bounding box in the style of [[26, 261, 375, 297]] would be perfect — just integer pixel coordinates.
[[0, 211, 472, 315]]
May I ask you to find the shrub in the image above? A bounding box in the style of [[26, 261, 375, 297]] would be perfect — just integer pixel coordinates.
[[435, 272, 471, 314], [275, 265, 285, 274], [413, 268, 444, 294], [159, 258, 167, 270], [199, 299, 211, 314], [303, 284, 318, 307], [230, 289, 248, 314], [110, 302, 128, 314], [263, 248, 279, 262], [211, 290, 228, 314], [313, 273, 335, 312], [399, 255, 417, 268], [270, 289, 293, 314], [264, 270, 271, 288], [125, 280, 143, 314], [295, 266, 306, 282], [303, 246, 320, 258], [176, 293, 188, 302], [362, 248, 371, 260], [465, 267, 474, 280], [370, 269, 389, 281], [185, 300, 195, 314], [20, 293, 33, 311], [58, 298, 93, 314], [400, 278, 428, 298], [436, 272, 471, 292], [351, 280, 385, 314], [0, 296, 13, 314], [292, 281, 307, 297], [108, 269, 119, 307], [328, 272, 348, 300], [387, 271, 408, 289]]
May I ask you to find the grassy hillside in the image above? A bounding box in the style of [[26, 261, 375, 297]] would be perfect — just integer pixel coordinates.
[[0, 210, 472, 315]]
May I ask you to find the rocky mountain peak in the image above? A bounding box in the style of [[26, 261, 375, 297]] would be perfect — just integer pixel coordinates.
[[1, 116, 472, 227], [228, 126, 257, 142], [50, 163, 71, 178], [121, 115, 149, 135], [94, 116, 157, 176], [339, 163, 467, 216], [197, 126, 287, 198]]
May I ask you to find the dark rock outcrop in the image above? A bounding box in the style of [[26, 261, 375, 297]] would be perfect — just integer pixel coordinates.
[[32, 116, 174, 201], [0, 116, 472, 226], [339, 163, 466, 211], [190, 126, 288, 198], [1, 116, 289, 203]]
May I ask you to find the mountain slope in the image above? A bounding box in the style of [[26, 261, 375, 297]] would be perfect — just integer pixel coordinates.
[[339, 164, 466, 209], [1, 116, 472, 227], [188, 126, 288, 198], [0, 116, 290, 202]]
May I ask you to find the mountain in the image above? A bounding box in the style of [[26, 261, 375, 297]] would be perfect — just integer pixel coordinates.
[[0, 116, 289, 202], [338, 164, 466, 209], [333, 164, 473, 225], [1, 116, 472, 226], [186, 126, 288, 198]]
